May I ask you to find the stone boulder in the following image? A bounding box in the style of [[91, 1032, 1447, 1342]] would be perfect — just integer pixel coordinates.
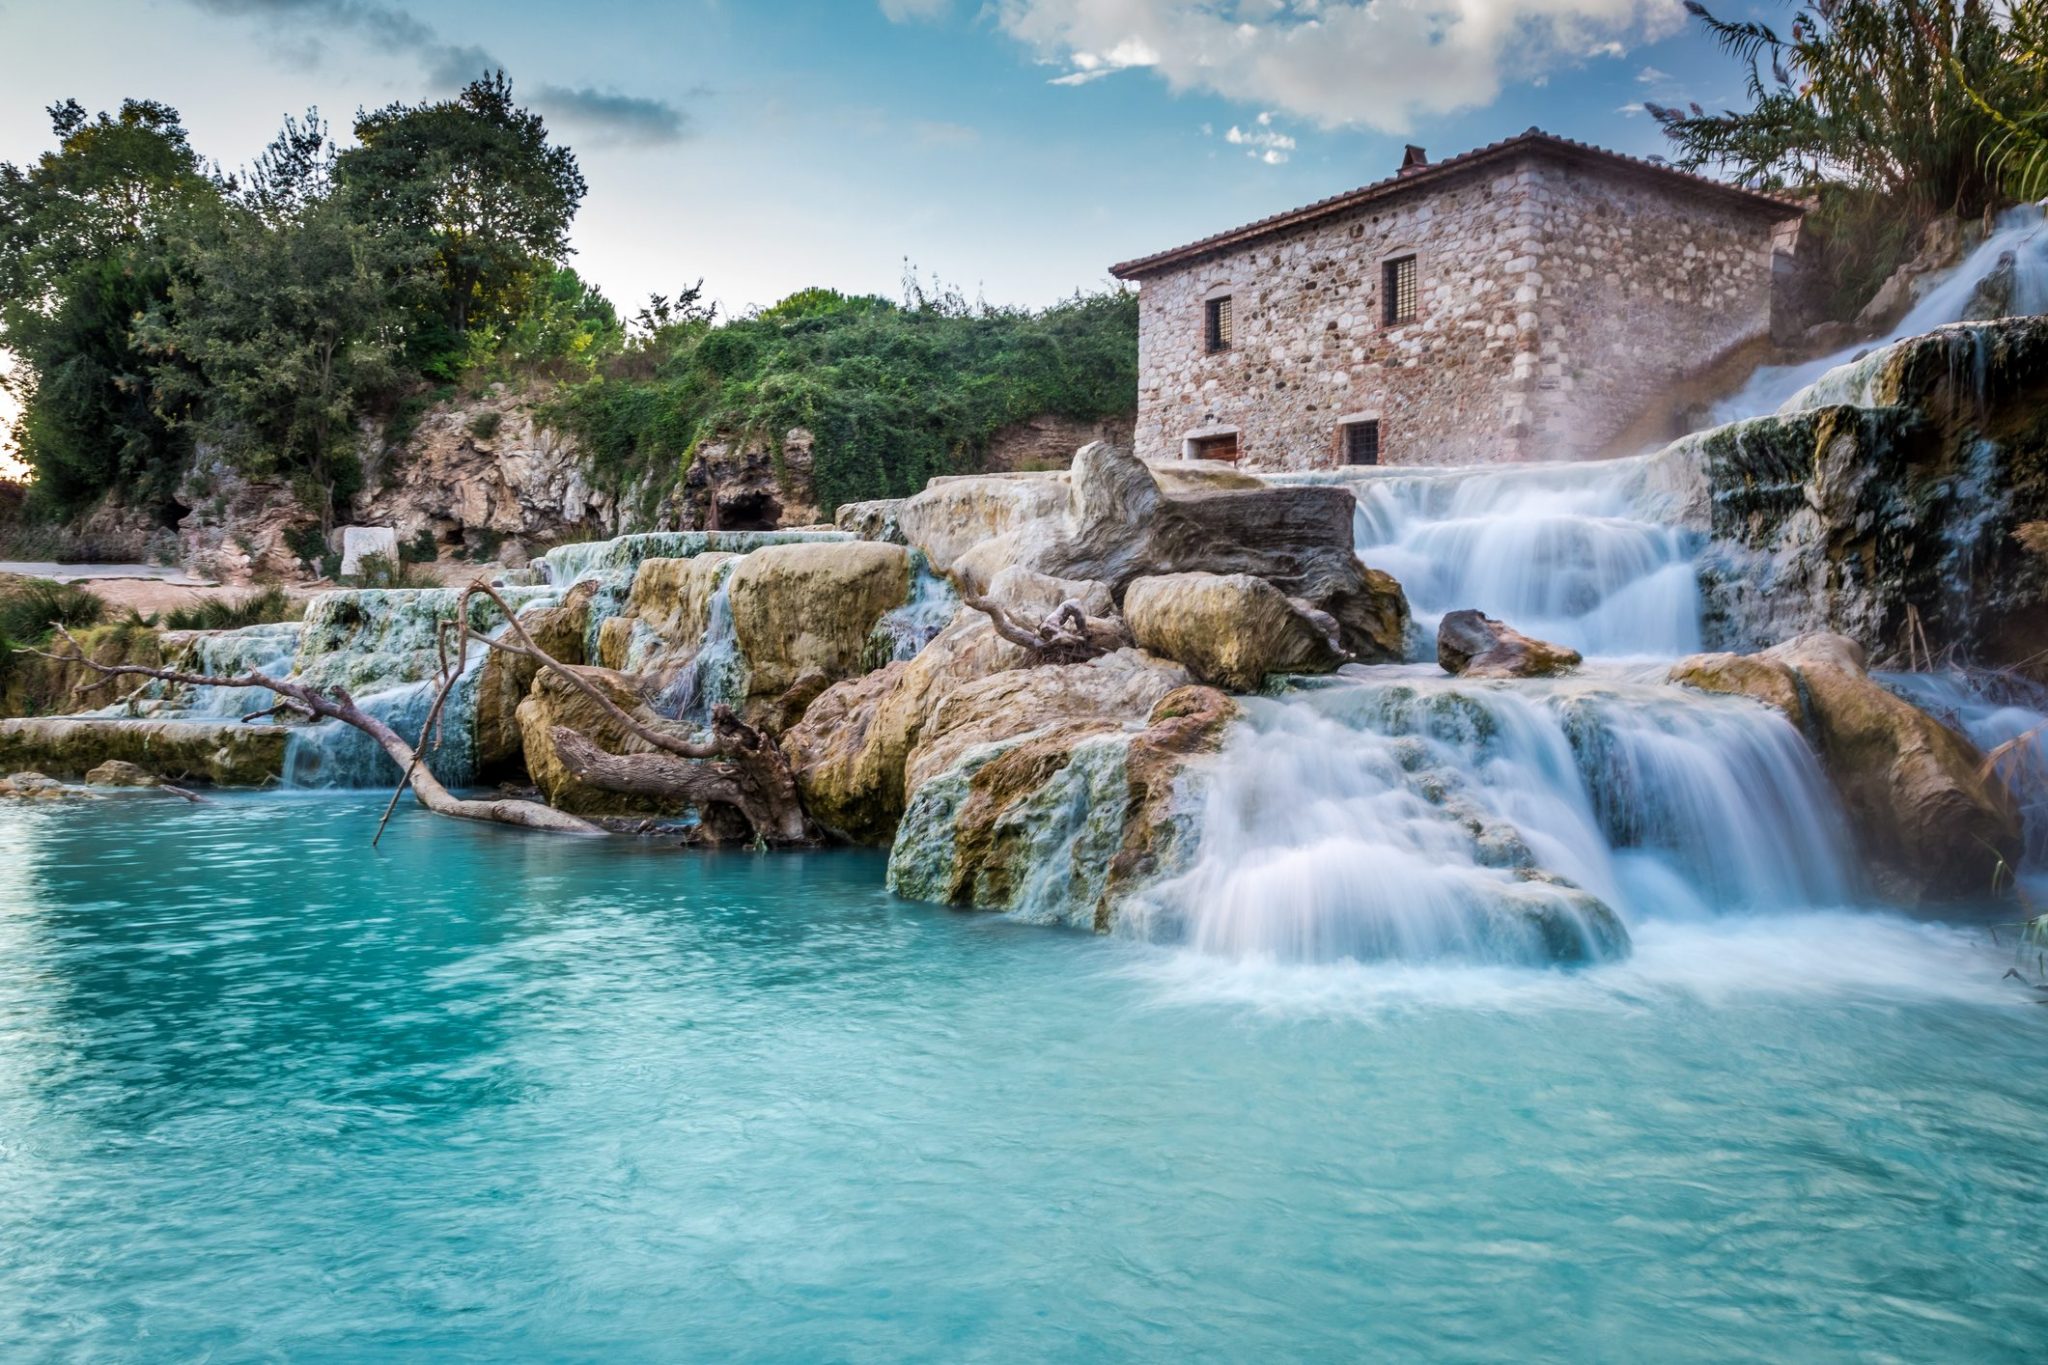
[[892, 473, 1072, 573], [1124, 572, 1346, 692], [514, 666, 688, 817], [886, 681, 1236, 931], [780, 566, 1117, 844], [84, 759, 160, 787], [1685, 318, 2048, 677], [1669, 633, 2023, 902], [0, 771, 70, 801], [965, 441, 1410, 662], [903, 647, 1192, 799], [725, 541, 912, 699], [1437, 610, 1582, 679]]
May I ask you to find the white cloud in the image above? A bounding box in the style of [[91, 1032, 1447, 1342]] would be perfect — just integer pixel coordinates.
[[1635, 64, 1672, 82], [997, 0, 1688, 132], [879, 0, 950, 19], [1615, 101, 1646, 116], [1223, 114, 1296, 163]]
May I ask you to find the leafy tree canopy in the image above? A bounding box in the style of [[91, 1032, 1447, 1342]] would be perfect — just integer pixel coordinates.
[[337, 71, 586, 353]]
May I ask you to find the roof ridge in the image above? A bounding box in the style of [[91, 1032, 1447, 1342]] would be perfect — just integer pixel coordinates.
[[1109, 129, 1802, 279]]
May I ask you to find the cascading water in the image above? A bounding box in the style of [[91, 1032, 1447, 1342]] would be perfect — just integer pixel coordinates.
[[283, 585, 559, 789], [89, 621, 304, 720], [654, 569, 748, 724], [1281, 454, 1703, 658], [868, 551, 959, 665], [1131, 668, 1854, 965], [1719, 205, 2048, 419]]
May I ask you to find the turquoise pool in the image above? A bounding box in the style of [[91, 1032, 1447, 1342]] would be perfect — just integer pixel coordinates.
[[3, 793, 2045, 1361]]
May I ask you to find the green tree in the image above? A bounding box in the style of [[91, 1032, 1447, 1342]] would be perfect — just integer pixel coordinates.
[[1648, 0, 2043, 313], [1650, 0, 2010, 218], [0, 98, 218, 512], [148, 189, 405, 530], [336, 71, 586, 365]]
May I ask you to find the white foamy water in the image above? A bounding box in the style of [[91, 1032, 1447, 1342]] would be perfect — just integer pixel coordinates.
[[1720, 205, 2048, 419], [1290, 454, 1703, 659], [1129, 668, 1856, 967]]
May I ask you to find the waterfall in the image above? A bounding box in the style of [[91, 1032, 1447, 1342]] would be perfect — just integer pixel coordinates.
[[655, 570, 748, 724], [1719, 206, 2048, 420], [1130, 668, 1856, 967], [1282, 455, 1704, 659], [283, 585, 559, 789], [868, 551, 959, 666]]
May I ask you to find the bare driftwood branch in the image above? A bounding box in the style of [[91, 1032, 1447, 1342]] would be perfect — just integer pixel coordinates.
[[551, 708, 810, 844], [947, 573, 1122, 665], [449, 578, 815, 845], [37, 627, 600, 836]]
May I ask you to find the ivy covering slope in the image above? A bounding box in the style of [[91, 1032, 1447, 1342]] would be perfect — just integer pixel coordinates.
[[544, 286, 1138, 518]]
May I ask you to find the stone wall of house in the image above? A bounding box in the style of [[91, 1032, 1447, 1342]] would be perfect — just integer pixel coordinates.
[[1129, 152, 1790, 469], [1521, 164, 1781, 459]]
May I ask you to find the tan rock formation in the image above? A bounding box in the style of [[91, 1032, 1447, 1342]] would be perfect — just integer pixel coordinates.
[[1124, 572, 1346, 691], [0, 717, 288, 785], [475, 583, 592, 775], [726, 541, 911, 698], [515, 666, 690, 817], [84, 759, 160, 786]]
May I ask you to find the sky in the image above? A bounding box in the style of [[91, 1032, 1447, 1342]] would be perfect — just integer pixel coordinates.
[[0, 0, 1773, 473]]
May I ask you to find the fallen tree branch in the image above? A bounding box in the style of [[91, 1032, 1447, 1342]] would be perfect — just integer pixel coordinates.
[[451, 578, 816, 844], [946, 573, 1120, 665], [35, 627, 599, 836]]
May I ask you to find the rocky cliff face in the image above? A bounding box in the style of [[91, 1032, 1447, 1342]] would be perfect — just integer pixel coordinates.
[[1638, 317, 2048, 680]]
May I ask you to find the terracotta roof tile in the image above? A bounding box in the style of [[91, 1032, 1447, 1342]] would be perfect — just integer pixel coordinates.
[[1109, 128, 1804, 279]]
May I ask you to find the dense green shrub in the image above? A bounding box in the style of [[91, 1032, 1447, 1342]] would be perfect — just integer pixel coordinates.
[[0, 578, 106, 642], [545, 287, 1137, 518], [162, 586, 300, 631]]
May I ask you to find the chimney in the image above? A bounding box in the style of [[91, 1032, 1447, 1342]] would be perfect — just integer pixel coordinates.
[[1399, 145, 1429, 177]]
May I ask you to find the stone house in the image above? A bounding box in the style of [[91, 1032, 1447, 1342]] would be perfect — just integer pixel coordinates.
[[1110, 129, 1802, 469]]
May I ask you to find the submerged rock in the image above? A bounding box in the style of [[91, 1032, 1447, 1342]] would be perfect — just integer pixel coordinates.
[[1437, 610, 1582, 679], [1670, 633, 2022, 902], [0, 770, 68, 800], [1124, 572, 1346, 691], [84, 760, 160, 787]]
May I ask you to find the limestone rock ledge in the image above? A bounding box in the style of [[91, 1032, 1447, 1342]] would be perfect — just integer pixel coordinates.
[[0, 718, 289, 786]]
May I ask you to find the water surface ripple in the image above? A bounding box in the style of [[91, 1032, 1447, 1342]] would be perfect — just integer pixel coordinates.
[[3, 794, 2045, 1361]]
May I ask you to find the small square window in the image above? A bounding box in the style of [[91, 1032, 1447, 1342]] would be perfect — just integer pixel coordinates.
[[1382, 256, 1417, 326], [1204, 295, 1234, 353], [1190, 432, 1240, 462], [1342, 420, 1379, 466]]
